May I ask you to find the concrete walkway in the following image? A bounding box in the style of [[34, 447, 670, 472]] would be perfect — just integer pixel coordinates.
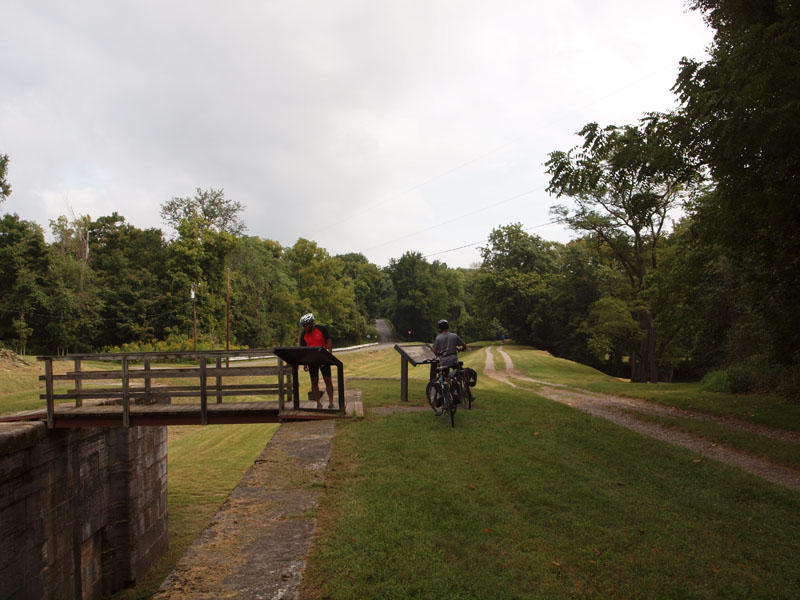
[[154, 390, 362, 599], [153, 419, 335, 599]]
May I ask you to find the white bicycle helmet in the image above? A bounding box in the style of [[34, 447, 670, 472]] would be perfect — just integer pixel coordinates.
[[299, 313, 315, 326]]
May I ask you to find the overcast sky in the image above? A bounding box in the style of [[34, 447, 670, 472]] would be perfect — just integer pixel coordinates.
[[1, 1, 712, 268]]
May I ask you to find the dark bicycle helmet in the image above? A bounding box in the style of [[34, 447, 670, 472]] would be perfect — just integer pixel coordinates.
[[437, 319, 449, 330]]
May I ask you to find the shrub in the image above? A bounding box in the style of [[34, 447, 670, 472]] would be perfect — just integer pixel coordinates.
[[701, 369, 729, 393], [104, 333, 246, 355], [724, 363, 755, 393]]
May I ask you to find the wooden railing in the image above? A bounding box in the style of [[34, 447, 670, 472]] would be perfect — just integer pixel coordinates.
[[38, 350, 291, 428]]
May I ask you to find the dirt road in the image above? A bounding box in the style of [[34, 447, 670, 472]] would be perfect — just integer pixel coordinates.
[[483, 346, 800, 491]]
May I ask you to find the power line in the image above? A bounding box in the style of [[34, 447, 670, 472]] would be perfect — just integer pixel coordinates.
[[361, 185, 544, 253], [422, 219, 561, 260], [313, 66, 672, 241]]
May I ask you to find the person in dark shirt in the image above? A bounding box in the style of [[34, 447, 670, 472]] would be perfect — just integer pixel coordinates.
[[430, 319, 466, 379], [298, 312, 334, 408]]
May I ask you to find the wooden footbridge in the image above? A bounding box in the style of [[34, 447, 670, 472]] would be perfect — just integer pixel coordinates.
[[0, 348, 352, 428]]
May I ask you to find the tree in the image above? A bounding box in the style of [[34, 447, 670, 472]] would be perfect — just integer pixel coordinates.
[[386, 252, 461, 342], [283, 239, 358, 343], [87, 213, 169, 348], [228, 237, 300, 346], [674, 0, 800, 366], [547, 238, 601, 365], [645, 216, 734, 379], [336, 252, 394, 321], [46, 215, 103, 352], [159, 190, 247, 344], [0, 215, 49, 354], [0, 154, 11, 205], [546, 116, 702, 381], [476, 224, 556, 346], [583, 296, 642, 370], [160, 188, 246, 236], [459, 268, 507, 343]]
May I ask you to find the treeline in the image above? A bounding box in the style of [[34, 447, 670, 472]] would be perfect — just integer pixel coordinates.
[[1, 1, 798, 397], [0, 191, 394, 354]]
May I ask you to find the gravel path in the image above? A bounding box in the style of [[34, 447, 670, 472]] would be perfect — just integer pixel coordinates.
[[484, 346, 800, 491]]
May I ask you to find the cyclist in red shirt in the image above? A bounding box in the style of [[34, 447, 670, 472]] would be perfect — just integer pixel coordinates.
[[298, 313, 334, 408]]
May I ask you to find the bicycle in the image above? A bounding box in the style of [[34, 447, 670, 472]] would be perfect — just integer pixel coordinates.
[[425, 362, 458, 428], [450, 361, 475, 410]]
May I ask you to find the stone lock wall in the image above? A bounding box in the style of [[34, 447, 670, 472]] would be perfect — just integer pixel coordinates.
[[0, 422, 168, 600]]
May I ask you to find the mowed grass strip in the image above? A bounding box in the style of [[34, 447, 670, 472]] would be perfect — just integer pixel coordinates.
[[304, 383, 800, 599], [619, 410, 800, 471], [110, 423, 278, 599]]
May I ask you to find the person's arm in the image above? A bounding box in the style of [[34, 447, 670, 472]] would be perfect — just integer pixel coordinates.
[[320, 325, 332, 352]]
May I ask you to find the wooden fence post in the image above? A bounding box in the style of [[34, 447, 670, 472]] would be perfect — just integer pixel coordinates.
[[73, 358, 82, 407], [45, 358, 54, 429], [122, 357, 130, 427], [144, 358, 152, 397], [200, 358, 208, 425], [292, 365, 300, 410], [278, 357, 285, 411], [215, 356, 222, 404]]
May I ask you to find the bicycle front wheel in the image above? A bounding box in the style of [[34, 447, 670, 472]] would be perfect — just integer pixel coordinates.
[[443, 388, 456, 427], [426, 380, 443, 416]]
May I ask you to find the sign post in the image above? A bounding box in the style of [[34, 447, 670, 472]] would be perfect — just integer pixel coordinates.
[[393, 344, 436, 402]]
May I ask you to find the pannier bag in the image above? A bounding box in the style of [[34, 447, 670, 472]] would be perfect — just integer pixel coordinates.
[[465, 367, 478, 387]]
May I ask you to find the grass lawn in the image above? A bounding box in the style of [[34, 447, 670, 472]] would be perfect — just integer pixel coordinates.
[[4, 345, 800, 598], [304, 376, 800, 599]]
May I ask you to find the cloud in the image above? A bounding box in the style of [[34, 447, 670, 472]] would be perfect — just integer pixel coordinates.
[[0, 0, 712, 266]]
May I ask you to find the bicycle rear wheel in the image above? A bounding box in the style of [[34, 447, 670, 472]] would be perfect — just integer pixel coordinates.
[[443, 388, 456, 427], [463, 376, 474, 409]]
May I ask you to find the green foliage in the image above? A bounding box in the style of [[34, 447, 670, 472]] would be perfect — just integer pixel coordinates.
[[104, 332, 244, 355], [545, 239, 600, 365], [584, 296, 641, 362], [700, 369, 729, 393], [385, 251, 463, 342], [229, 236, 299, 346], [675, 1, 800, 366], [160, 187, 246, 236], [475, 224, 556, 346], [284, 239, 359, 343], [88, 213, 169, 347], [0, 154, 11, 203], [547, 115, 704, 381], [335, 252, 395, 321], [0, 214, 49, 354]]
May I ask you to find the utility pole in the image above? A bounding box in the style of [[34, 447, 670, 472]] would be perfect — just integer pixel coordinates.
[[355, 296, 361, 345], [226, 267, 231, 368], [191, 283, 198, 359]]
